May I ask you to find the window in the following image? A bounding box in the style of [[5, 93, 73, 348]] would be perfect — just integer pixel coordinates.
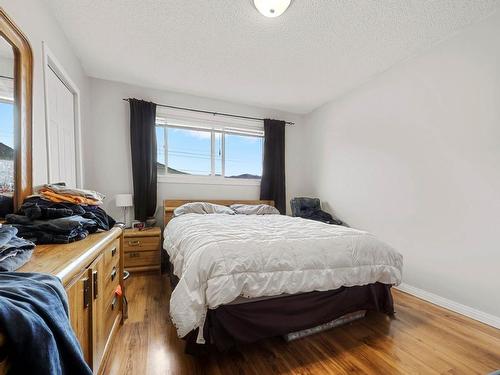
[[156, 109, 264, 182], [224, 133, 263, 179]]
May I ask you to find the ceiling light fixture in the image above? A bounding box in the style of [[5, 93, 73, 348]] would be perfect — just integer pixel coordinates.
[[254, 0, 291, 18]]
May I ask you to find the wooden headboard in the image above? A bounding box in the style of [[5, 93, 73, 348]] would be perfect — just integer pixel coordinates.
[[163, 199, 274, 225]]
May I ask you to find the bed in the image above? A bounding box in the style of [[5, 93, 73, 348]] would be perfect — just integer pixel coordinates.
[[163, 199, 403, 353]]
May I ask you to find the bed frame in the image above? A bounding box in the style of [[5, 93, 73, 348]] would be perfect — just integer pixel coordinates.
[[163, 199, 274, 225]]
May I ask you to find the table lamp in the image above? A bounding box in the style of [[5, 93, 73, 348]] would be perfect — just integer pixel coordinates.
[[116, 194, 133, 228]]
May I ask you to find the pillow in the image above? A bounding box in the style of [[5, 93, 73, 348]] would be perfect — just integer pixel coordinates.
[[173, 202, 235, 217], [230, 204, 280, 215]]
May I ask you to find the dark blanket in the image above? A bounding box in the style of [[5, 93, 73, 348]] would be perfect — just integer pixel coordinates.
[[300, 207, 345, 225], [290, 197, 345, 225], [0, 272, 91, 374]]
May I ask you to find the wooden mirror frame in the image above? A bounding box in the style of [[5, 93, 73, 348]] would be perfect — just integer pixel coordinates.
[[0, 8, 33, 211]]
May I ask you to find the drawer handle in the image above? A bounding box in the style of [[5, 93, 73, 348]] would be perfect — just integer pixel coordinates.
[[111, 296, 117, 311], [111, 267, 117, 281], [111, 247, 117, 257], [129, 252, 140, 258], [93, 270, 99, 299], [128, 240, 141, 247], [83, 277, 90, 308]]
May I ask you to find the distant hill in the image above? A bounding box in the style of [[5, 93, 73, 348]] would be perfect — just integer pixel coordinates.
[[156, 162, 260, 179], [0, 143, 13, 160], [227, 173, 261, 179]]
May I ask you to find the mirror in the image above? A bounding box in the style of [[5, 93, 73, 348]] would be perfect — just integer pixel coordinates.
[[0, 36, 14, 214], [0, 8, 33, 216]]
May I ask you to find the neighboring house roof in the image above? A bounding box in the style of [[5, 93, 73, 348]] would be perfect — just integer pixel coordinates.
[[156, 161, 188, 175], [0, 142, 13, 160]]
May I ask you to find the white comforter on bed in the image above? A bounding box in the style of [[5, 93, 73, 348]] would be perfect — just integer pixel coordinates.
[[164, 214, 403, 341]]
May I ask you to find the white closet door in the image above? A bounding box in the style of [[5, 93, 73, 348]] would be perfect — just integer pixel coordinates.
[[47, 66, 77, 187]]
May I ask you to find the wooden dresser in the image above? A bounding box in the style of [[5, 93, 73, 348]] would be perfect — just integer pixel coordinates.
[[0, 227, 124, 375], [123, 227, 161, 272]]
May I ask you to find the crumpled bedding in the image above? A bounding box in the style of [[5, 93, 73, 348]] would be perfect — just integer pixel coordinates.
[[164, 214, 403, 342]]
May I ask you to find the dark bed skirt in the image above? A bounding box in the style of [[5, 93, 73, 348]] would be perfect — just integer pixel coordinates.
[[180, 281, 395, 354]]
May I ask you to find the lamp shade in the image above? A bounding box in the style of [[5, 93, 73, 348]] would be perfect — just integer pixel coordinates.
[[116, 194, 133, 207], [254, 0, 291, 18]]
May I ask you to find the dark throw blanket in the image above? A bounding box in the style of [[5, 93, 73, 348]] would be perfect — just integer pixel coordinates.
[[299, 207, 345, 225], [0, 272, 92, 375], [290, 197, 345, 226]]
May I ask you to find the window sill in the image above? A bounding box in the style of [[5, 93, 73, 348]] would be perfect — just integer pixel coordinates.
[[157, 174, 261, 186]]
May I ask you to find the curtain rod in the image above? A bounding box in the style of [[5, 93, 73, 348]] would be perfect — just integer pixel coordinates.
[[122, 98, 295, 126]]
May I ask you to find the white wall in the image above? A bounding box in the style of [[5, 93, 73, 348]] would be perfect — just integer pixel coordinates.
[[302, 12, 500, 321], [0, 0, 89, 185], [85, 78, 306, 224]]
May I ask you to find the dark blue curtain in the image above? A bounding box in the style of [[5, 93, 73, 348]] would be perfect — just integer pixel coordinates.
[[259, 119, 286, 214], [129, 99, 157, 221]]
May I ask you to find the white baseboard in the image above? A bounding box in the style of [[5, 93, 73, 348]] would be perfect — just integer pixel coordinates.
[[395, 283, 500, 329]]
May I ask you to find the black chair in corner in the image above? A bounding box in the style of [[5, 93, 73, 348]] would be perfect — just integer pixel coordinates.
[[290, 197, 321, 218]]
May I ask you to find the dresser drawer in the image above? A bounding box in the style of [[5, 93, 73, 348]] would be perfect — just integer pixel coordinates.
[[124, 250, 160, 268], [104, 251, 119, 281], [103, 292, 120, 347], [103, 262, 120, 299], [103, 240, 120, 294], [124, 236, 160, 252]]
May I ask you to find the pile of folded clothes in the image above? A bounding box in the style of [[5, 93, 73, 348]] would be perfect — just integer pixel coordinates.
[[6, 184, 115, 244], [37, 184, 105, 206], [0, 225, 36, 271]]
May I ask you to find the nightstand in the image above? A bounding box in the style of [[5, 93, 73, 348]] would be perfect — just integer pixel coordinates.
[[123, 227, 161, 272]]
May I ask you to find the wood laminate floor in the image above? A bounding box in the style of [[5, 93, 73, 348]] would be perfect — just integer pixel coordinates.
[[102, 273, 500, 375]]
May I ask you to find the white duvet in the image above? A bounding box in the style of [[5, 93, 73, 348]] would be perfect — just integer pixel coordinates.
[[164, 214, 403, 341]]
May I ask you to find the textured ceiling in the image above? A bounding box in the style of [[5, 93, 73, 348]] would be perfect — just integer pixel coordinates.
[[43, 0, 500, 113]]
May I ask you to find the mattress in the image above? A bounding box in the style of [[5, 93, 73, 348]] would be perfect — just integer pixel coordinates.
[[164, 213, 403, 342]]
